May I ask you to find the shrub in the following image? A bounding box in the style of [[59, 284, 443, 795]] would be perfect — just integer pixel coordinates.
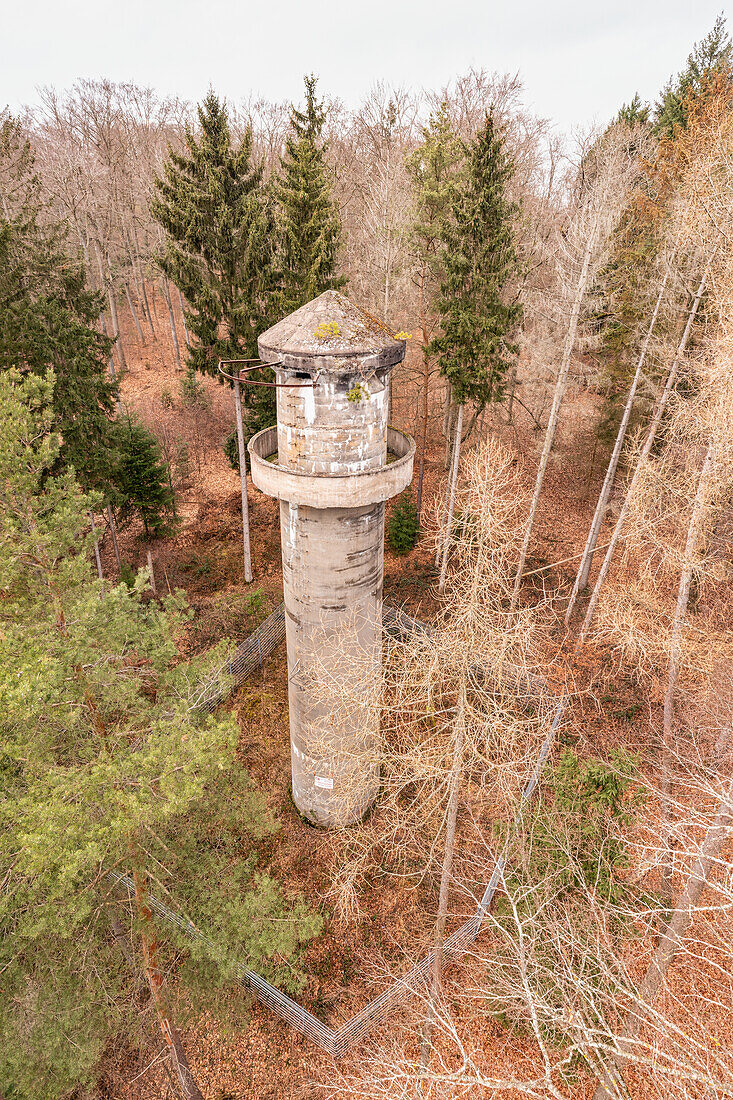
[[388, 490, 419, 554], [179, 367, 212, 410]]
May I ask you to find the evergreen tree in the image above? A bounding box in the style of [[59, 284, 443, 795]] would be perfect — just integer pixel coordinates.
[[615, 93, 651, 127], [0, 123, 118, 493], [274, 75, 345, 313], [430, 112, 521, 410], [388, 489, 419, 554], [406, 103, 465, 522], [115, 412, 175, 536], [655, 14, 732, 137], [0, 370, 321, 1098], [152, 91, 277, 435]]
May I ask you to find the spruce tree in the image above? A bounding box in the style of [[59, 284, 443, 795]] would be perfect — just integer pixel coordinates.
[[430, 113, 521, 585], [430, 112, 521, 410], [0, 121, 118, 493], [115, 412, 175, 537], [153, 91, 274, 373], [0, 371, 321, 1097], [274, 74, 345, 312], [388, 489, 420, 554], [406, 103, 465, 521], [655, 15, 732, 137], [152, 91, 277, 436]]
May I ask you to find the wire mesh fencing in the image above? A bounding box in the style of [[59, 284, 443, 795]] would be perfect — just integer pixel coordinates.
[[118, 601, 564, 1055], [190, 602, 286, 714]]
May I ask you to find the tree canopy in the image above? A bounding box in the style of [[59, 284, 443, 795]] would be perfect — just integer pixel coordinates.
[[430, 112, 521, 408]]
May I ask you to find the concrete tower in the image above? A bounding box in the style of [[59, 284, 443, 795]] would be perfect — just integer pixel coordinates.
[[249, 291, 414, 826]]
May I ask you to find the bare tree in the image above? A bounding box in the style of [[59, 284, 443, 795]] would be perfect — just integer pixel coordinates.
[[511, 125, 642, 611]]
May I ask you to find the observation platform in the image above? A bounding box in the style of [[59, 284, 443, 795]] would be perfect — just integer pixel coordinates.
[[248, 424, 415, 508]]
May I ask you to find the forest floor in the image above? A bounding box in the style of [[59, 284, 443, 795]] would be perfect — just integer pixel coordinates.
[[95, 298, 733, 1099]]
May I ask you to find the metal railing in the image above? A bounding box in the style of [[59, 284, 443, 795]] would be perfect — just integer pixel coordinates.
[[144, 600, 564, 1055]]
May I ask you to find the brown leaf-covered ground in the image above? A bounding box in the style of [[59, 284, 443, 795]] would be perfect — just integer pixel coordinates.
[[93, 299, 732, 1099]]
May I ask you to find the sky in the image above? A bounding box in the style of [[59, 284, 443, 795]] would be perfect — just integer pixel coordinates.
[[2, 0, 728, 134]]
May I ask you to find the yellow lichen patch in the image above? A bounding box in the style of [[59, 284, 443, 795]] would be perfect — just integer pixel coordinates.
[[314, 320, 341, 342]]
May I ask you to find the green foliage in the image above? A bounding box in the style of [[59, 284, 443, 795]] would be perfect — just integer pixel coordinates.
[[406, 102, 465, 287], [152, 91, 277, 435], [485, 750, 643, 1049], [346, 381, 367, 403], [509, 748, 641, 908], [615, 92, 651, 127], [0, 372, 321, 1097], [160, 761, 323, 1006], [274, 75, 345, 313], [179, 366, 211, 409], [115, 413, 175, 537], [388, 489, 419, 554], [119, 560, 136, 587], [314, 319, 341, 341], [0, 129, 117, 495], [428, 112, 521, 409], [224, 425, 249, 473], [655, 14, 731, 137]]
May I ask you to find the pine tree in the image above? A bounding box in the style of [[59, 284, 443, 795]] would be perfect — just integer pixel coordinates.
[[430, 113, 521, 586], [152, 91, 274, 375], [406, 104, 465, 523], [274, 74, 345, 313], [615, 93, 651, 127], [0, 123, 118, 494], [430, 111, 521, 410], [655, 15, 732, 137], [0, 370, 321, 1098], [115, 412, 175, 537]]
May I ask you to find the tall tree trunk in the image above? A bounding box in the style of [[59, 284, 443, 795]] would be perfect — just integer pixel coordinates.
[[124, 280, 146, 345], [146, 550, 158, 598], [592, 766, 733, 1100], [141, 276, 156, 336], [177, 287, 191, 347], [415, 266, 431, 526], [107, 504, 122, 575], [233, 371, 254, 583], [660, 442, 714, 901], [438, 403, 463, 589], [106, 255, 127, 373], [132, 870, 206, 1100], [577, 264, 710, 644], [130, 222, 156, 336], [163, 278, 182, 370], [443, 387, 453, 470], [506, 362, 517, 424], [92, 246, 116, 381], [94, 248, 126, 376], [565, 258, 675, 624], [510, 217, 599, 612], [418, 709, 466, 1088], [90, 511, 104, 586]]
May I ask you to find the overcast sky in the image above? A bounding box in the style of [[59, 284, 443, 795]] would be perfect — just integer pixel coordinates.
[[2, 0, 728, 134]]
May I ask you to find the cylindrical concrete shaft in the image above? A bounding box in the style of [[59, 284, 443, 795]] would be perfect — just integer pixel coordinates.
[[281, 499, 384, 824], [255, 290, 412, 826], [277, 366, 389, 825]]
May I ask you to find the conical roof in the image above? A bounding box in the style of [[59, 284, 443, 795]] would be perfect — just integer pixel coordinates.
[[258, 290, 405, 373]]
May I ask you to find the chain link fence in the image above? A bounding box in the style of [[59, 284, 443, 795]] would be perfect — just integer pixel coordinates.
[[128, 600, 564, 1055]]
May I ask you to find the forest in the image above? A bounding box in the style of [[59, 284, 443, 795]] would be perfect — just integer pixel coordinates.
[[1, 14, 733, 1100]]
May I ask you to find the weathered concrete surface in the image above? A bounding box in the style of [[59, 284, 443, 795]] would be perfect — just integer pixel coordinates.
[[249, 426, 414, 507], [259, 289, 405, 375], [254, 291, 412, 826]]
